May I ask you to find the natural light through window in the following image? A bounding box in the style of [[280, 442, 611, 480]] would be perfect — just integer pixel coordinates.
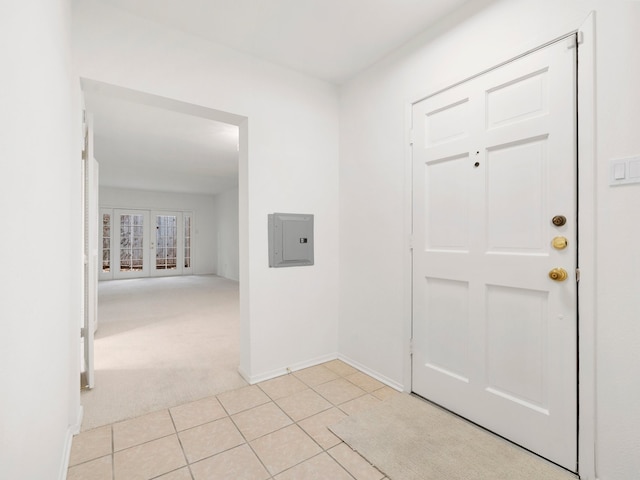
[[184, 214, 192, 269], [155, 215, 178, 270], [102, 213, 111, 272], [120, 214, 144, 271]]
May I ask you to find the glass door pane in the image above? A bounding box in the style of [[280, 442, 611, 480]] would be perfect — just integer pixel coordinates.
[[151, 211, 185, 276], [102, 213, 111, 272], [184, 213, 192, 272], [155, 215, 178, 271], [119, 213, 145, 271], [113, 209, 149, 279], [99, 208, 113, 280]]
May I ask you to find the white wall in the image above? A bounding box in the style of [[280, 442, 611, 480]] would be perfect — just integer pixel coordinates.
[[0, 1, 80, 479], [215, 188, 240, 281], [73, 1, 340, 381], [100, 186, 218, 274], [339, 1, 640, 479]]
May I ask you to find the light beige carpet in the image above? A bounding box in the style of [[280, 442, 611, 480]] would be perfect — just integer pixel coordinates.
[[330, 393, 577, 480], [80, 275, 247, 431]]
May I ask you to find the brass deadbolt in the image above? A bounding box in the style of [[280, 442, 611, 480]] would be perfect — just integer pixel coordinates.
[[552, 215, 567, 227], [549, 268, 568, 282], [552, 236, 568, 250]]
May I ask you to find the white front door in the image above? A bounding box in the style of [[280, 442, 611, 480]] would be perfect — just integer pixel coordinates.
[[113, 209, 150, 279], [411, 37, 577, 470]]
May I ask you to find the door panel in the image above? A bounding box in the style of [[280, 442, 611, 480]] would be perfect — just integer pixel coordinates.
[[99, 209, 113, 281], [183, 213, 193, 274], [412, 37, 577, 470], [425, 154, 471, 251], [113, 209, 150, 279], [485, 285, 547, 411], [486, 137, 547, 252], [151, 211, 182, 277], [423, 277, 470, 381]]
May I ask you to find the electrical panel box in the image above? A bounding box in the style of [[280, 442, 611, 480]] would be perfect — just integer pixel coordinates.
[[268, 213, 314, 268]]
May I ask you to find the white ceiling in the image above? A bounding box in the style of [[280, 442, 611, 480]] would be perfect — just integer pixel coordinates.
[[84, 83, 241, 195], [86, 0, 472, 195], [100, 0, 471, 84]]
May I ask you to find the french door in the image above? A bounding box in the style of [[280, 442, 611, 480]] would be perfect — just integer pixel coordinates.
[[411, 37, 577, 470], [113, 209, 150, 279], [150, 211, 193, 276], [100, 208, 193, 280]]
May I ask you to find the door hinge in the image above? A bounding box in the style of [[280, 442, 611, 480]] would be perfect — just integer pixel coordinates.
[[409, 338, 414, 355], [409, 129, 415, 146], [567, 32, 584, 50], [80, 327, 86, 339], [576, 268, 581, 283], [408, 235, 414, 251]]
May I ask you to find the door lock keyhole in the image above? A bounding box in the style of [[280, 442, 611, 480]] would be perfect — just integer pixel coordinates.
[[552, 215, 567, 227]]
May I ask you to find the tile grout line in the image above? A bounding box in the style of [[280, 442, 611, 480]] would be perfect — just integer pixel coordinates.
[[263, 387, 329, 477], [74, 361, 384, 479], [221, 391, 275, 479], [111, 424, 115, 480], [220, 374, 341, 478], [166, 407, 195, 480], [253, 372, 370, 479]]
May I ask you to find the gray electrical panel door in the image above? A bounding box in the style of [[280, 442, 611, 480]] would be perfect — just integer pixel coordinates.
[[268, 213, 314, 267]]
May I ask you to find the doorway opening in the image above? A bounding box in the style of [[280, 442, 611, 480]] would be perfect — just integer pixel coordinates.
[[80, 78, 248, 429]]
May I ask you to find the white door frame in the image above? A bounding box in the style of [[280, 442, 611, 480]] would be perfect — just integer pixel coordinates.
[[81, 113, 98, 389], [403, 13, 596, 479]]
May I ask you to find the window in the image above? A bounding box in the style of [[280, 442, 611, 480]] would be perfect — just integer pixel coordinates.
[[119, 214, 145, 271], [184, 214, 192, 269], [99, 208, 193, 279], [155, 215, 178, 270], [102, 213, 111, 272]]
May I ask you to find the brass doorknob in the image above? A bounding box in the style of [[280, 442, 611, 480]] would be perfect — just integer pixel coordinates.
[[552, 236, 568, 250], [549, 268, 568, 281]]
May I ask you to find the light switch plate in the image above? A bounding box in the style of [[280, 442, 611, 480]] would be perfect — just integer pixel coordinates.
[[610, 156, 640, 186]]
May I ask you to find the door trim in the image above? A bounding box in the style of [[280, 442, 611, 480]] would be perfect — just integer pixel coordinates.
[[403, 13, 596, 478]]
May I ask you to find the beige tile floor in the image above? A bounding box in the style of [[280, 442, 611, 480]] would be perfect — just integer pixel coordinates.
[[68, 360, 397, 480]]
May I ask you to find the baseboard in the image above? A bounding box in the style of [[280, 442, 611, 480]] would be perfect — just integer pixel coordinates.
[[238, 353, 405, 391], [338, 354, 404, 392], [239, 352, 339, 384], [237, 365, 251, 384], [72, 405, 84, 434], [59, 405, 83, 479]]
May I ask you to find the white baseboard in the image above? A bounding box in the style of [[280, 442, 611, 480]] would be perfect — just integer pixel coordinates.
[[239, 352, 339, 384], [59, 405, 83, 479], [337, 354, 404, 392], [59, 428, 73, 480], [237, 365, 251, 384], [72, 405, 84, 435], [238, 353, 405, 392]]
